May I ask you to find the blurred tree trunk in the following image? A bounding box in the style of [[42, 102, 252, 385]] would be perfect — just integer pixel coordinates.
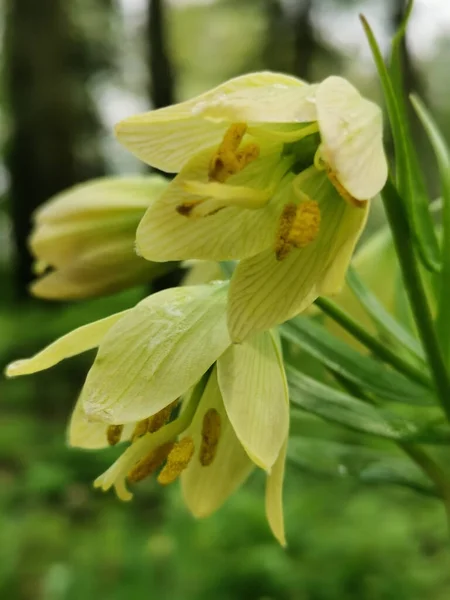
[[4, 0, 110, 299], [4, 0, 78, 298], [292, 0, 315, 81], [146, 0, 175, 109], [263, 0, 317, 81]]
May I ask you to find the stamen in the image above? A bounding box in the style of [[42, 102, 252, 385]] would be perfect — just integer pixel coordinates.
[[288, 200, 321, 248], [208, 123, 259, 183], [148, 400, 178, 433], [106, 424, 124, 446], [326, 168, 368, 208], [275, 203, 297, 261], [199, 408, 221, 466], [127, 442, 174, 483], [157, 437, 195, 486], [131, 418, 151, 442]]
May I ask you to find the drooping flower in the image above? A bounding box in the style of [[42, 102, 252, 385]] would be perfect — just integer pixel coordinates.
[[29, 175, 172, 300], [116, 72, 387, 341], [5, 282, 289, 544]]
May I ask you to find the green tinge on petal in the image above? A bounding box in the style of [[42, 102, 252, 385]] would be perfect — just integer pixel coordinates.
[[181, 368, 254, 518], [181, 260, 223, 286], [68, 391, 134, 450], [31, 250, 170, 301], [217, 331, 289, 470], [115, 71, 304, 172], [30, 176, 167, 268], [316, 76, 388, 200], [136, 146, 288, 262], [228, 169, 369, 341], [5, 311, 129, 378], [265, 439, 288, 547], [82, 283, 231, 424]]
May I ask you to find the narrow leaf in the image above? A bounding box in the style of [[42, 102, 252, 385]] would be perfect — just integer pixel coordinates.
[[346, 266, 425, 361], [360, 14, 440, 271], [281, 316, 434, 406], [411, 95, 450, 363]]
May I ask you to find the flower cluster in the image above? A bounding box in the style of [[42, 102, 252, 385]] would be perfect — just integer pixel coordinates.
[[6, 71, 387, 544]]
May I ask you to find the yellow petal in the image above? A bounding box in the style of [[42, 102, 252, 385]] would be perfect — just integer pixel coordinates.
[[265, 439, 288, 547], [228, 169, 369, 341], [181, 368, 254, 517], [136, 146, 289, 262], [181, 260, 223, 286], [82, 283, 231, 424], [316, 76, 388, 200], [30, 249, 170, 301], [197, 83, 318, 123], [30, 176, 167, 267], [115, 71, 304, 172], [217, 331, 289, 470], [5, 311, 129, 377], [68, 391, 134, 449]]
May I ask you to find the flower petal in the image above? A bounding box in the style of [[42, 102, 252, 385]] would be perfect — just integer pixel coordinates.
[[228, 170, 369, 341], [181, 368, 254, 518], [5, 311, 129, 377], [197, 83, 318, 123], [217, 331, 289, 470], [31, 248, 170, 301], [82, 283, 231, 424], [115, 71, 304, 172], [265, 439, 288, 547], [136, 146, 289, 262], [68, 391, 134, 450], [31, 176, 168, 266], [316, 76, 388, 200]]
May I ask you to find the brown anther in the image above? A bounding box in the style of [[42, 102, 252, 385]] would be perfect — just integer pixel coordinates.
[[147, 400, 178, 434], [127, 442, 174, 483], [157, 437, 195, 486], [275, 203, 297, 261], [131, 418, 151, 442], [106, 424, 124, 446], [208, 123, 259, 183], [176, 200, 203, 217], [199, 408, 221, 466], [288, 200, 321, 248]]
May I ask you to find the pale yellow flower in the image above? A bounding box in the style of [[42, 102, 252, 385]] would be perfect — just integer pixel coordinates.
[[30, 175, 171, 300], [115, 72, 387, 340], [6, 282, 289, 544]]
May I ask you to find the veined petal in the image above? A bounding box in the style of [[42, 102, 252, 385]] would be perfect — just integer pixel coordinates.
[[181, 368, 254, 518], [68, 391, 134, 450], [31, 176, 167, 267], [115, 71, 304, 172], [316, 76, 387, 200], [197, 83, 318, 123], [82, 283, 231, 424], [217, 331, 289, 471], [228, 169, 369, 341], [265, 439, 288, 547], [5, 311, 129, 377], [136, 146, 290, 262]]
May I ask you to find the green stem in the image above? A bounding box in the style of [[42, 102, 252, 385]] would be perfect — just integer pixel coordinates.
[[315, 296, 431, 388], [382, 179, 450, 420], [400, 442, 450, 533]]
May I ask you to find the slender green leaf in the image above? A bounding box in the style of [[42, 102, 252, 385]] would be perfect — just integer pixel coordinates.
[[411, 95, 450, 363], [288, 437, 437, 497], [288, 369, 427, 440], [361, 14, 440, 271], [346, 266, 425, 361], [281, 316, 434, 406]]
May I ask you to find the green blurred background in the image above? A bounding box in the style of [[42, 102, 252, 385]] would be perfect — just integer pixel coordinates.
[[2, 0, 450, 598]]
